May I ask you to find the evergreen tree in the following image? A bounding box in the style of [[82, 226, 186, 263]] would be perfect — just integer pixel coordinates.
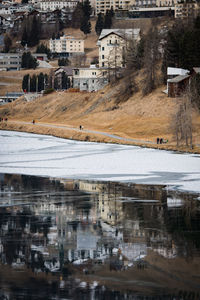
[[21, 26, 28, 47], [58, 58, 70, 66], [3, 34, 12, 52], [30, 74, 37, 92], [21, 52, 38, 69], [22, 74, 29, 92], [95, 13, 104, 35], [61, 72, 68, 89], [71, 3, 84, 28], [162, 17, 200, 76], [54, 77, 59, 89], [80, 16, 91, 36], [29, 16, 40, 47], [36, 43, 51, 59], [37, 73, 45, 92], [104, 10, 113, 29], [82, 0, 92, 20]]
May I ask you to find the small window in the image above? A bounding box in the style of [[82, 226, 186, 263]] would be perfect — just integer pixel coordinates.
[[102, 55, 104, 59], [102, 46, 104, 51], [102, 62, 104, 67]]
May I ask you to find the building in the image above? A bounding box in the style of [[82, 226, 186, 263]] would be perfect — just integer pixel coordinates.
[[0, 52, 48, 71], [49, 35, 84, 57], [96, 0, 132, 14], [97, 28, 140, 68], [37, 0, 78, 11], [73, 65, 109, 92], [0, 53, 22, 70], [54, 66, 73, 89], [168, 74, 190, 97], [115, 6, 175, 18], [95, 0, 176, 14], [175, 0, 199, 18]]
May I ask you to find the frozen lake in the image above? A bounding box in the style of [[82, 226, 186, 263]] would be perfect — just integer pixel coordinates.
[[0, 130, 200, 194]]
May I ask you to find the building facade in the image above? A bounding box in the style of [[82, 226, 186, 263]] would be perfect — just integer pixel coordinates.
[[0, 53, 22, 70], [0, 53, 48, 71], [175, 1, 198, 18], [49, 35, 84, 56], [73, 65, 108, 92], [97, 29, 140, 68], [38, 0, 78, 11]]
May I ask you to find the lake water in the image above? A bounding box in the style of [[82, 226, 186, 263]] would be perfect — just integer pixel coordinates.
[[0, 130, 200, 299], [0, 173, 200, 299]]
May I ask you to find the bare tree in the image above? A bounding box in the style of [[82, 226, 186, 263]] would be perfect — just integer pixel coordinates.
[[142, 26, 160, 96], [171, 94, 193, 148]]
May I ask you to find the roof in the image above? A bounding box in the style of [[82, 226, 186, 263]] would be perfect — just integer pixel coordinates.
[[168, 74, 190, 83], [193, 67, 200, 74], [98, 28, 140, 41], [167, 67, 189, 76], [55, 66, 73, 76]]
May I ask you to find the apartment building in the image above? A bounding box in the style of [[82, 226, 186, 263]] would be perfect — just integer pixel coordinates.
[[38, 0, 78, 11], [0, 53, 47, 71], [0, 53, 22, 70], [175, 0, 198, 18], [97, 28, 140, 68], [73, 65, 108, 92], [96, 0, 132, 14], [49, 35, 84, 56]]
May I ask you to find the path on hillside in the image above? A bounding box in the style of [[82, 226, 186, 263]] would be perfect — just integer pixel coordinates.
[[8, 120, 154, 145]]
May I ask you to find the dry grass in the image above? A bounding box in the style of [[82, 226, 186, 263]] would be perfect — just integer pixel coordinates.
[[0, 81, 200, 153]]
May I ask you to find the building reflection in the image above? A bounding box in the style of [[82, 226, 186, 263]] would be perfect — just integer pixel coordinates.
[[0, 173, 200, 275]]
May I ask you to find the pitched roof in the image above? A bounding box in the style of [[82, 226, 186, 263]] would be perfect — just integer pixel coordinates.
[[55, 66, 73, 76], [98, 28, 140, 41], [193, 67, 200, 74], [167, 67, 189, 76], [168, 74, 190, 83]]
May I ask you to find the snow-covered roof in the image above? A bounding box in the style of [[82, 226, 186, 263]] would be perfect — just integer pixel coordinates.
[[98, 28, 140, 41], [167, 67, 189, 76]]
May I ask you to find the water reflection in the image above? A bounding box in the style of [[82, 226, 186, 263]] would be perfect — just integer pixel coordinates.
[[0, 173, 200, 299]]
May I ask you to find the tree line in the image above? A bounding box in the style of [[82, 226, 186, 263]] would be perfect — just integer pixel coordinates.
[[95, 9, 114, 35], [22, 71, 71, 92]]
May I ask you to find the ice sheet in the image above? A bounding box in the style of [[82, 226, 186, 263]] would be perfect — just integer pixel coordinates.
[[0, 130, 200, 194]]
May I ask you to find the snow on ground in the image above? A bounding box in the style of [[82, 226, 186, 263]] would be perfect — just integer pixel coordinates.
[[0, 130, 200, 194]]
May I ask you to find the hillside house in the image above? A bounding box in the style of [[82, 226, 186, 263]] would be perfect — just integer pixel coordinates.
[[73, 65, 108, 92], [97, 29, 140, 68], [0, 52, 48, 71], [49, 35, 84, 58], [54, 66, 73, 90], [168, 74, 190, 97]]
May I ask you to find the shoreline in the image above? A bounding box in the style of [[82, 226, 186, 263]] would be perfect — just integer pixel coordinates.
[[0, 120, 200, 154]]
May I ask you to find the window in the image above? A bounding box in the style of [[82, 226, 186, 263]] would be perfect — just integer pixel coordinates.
[[102, 55, 104, 59], [102, 62, 104, 67], [102, 46, 104, 51]]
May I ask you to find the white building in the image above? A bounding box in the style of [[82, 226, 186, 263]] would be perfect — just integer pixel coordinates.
[[97, 28, 140, 68], [73, 65, 109, 92], [37, 0, 78, 11], [49, 35, 84, 56]]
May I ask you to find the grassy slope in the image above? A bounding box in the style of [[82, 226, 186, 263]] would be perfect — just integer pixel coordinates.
[[0, 82, 200, 153], [0, 19, 200, 152]]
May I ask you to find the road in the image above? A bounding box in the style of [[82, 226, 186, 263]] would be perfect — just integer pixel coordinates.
[[8, 120, 154, 145]]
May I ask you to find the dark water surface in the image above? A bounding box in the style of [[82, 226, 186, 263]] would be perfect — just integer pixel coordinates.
[[0, 174, 200, 300]]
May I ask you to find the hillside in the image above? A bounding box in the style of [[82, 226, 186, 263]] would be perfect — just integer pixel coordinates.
[[0, 82, 200, 153]]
